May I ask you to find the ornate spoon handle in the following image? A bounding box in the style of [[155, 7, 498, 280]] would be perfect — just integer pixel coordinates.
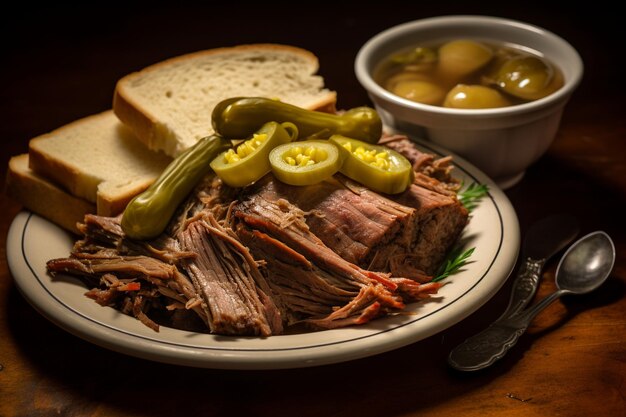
[[501, 257, 544, 317], [448, 289, 568, 371], [448, 215, 580, 371], [447, 257, 544, 371], [447, 322, 528, 371]]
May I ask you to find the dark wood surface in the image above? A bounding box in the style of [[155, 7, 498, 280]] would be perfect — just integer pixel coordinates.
[[1, 3, 624, 416]]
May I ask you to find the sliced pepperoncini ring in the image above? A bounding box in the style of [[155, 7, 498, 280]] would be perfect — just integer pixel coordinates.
[[329, 135, 414, 194], [269, 140, 342, 186], [210, 121, 298, 187]]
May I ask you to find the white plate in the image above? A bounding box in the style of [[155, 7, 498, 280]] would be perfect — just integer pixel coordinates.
[[6, 139, 519, 370]]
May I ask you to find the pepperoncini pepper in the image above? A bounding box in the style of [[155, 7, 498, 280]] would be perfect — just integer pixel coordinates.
[[329, 135, 414, 194], [269, 140, 342, 186], [121, 135, 231, 240], [210, 121, 298, 187], [212, 97, 382, 144]]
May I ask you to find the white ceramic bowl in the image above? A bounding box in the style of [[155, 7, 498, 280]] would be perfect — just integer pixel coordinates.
[[355, 15, 583, 189]]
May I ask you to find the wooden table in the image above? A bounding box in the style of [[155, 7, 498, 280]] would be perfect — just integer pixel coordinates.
[[1, 4, 624, 416]]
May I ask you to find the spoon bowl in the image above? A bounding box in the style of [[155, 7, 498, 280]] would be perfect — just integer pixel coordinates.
[[556, 231, 615, 294], [515, 230, 616, 324]]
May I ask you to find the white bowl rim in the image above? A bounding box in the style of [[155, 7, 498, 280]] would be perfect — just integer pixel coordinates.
[[355, 15, 584, 118]]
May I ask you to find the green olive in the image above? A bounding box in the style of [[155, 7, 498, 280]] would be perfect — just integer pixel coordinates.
[[390, 46, 437, 66], [443, 84, 511, 109], [384, 71, 429, 90], [438, 40, 493, 82], [495, 56, 562, 100], [392, 79, 446, 105]]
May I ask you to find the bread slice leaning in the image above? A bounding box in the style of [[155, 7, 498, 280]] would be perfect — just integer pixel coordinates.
[[114, 44, 337, 157], [28, 111, 172, 217], [6, 154, 96, 234]]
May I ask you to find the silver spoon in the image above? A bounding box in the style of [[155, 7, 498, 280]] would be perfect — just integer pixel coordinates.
[[448, 230, 615, 371]]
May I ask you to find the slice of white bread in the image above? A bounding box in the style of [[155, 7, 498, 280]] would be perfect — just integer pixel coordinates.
[[114, 43, 337, 157], [6, 154, 95, 234], [28, 110, 172, 217]]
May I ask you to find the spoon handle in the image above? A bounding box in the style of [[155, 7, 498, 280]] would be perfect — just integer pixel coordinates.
[[446, 257, 543, 371], [513, 289, 567, 323], [448, 289, 567, 371], [501, 257, 545, 318], [447, 322, 528, 371]]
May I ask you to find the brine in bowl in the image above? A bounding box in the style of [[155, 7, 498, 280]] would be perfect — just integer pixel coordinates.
[[355, 15, 583, 189]]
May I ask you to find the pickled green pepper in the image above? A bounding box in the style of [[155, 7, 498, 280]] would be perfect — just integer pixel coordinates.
[[121, 135, 230, 240], [210, 121, 298, 187], [269, 140, 342, 186], [212, 97, 382, 144], [329, 135, 414, 194]]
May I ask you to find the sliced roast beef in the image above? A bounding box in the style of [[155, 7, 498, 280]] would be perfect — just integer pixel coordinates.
[[234, 192, 443, 329], [244, 176, 414, 270], [242, 173, 467, 280], [235, 190, 398, 289], [390, 183, 468, 276]]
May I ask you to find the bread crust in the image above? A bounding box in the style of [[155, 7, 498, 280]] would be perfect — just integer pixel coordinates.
[[6, 154, 95, 234], [28, 110, 171, 216], [113, 44, 337, 153], [13, 44, 338, 233], [28, 111, 113, 202], [98, 178, 157, 217], [113, 89, 161, 152]]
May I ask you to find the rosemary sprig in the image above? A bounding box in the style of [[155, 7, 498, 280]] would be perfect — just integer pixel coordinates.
[[430, 183, 484, 282], [432, 247, 475, 282], [458, 182, 489, 212]]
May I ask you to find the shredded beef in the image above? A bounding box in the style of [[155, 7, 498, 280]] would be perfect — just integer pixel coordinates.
[[234, 192, 445, 328], [242, 172, 467, 280], [379, 134, 461, 194], [178, 212, 282, 336], [46, 137, 468, 336]]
